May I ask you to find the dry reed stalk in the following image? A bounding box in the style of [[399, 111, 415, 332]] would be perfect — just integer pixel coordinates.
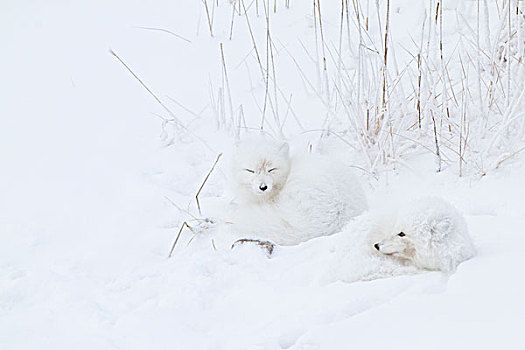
[[262, 4, 281, 133], [203, 0, 214, 36], [315, 0, 330, 101], [476, 1, 484, 120], [488, 1, 510, 110], [269, 38, 281, 134], [216, 90, 227, 124], [168, 221, 191, 257], [165, 196, 198, 220], [426, 0, 434, 61], [110, 50, 181, 126], [431, 111, 442, 172], [260, 0, 272, 130], [459, 55, 467, 177], [381, 0, 390, 122], [344, 0, 352, 54], [133, 26, 192, 43], [506, 0, 512, 110], [195, 153, 223, 215], [109, 50, 213, 152], [313, 0, 322, 91], [166, 96, 204, 119], [229, 3, 236, 40], [495, 146, 525, 169], [337, 0, 345, 91], [518, 1, 523, 65], [351, 0, 365, 128], [241, 0, 265, 80], [220, 43, 235, 128], [238, 105, 249, 139], [281, 43, 326, 104], [436, 0, 451, 133], [417, 53, 422, 128], [365, 0, 369, 30]]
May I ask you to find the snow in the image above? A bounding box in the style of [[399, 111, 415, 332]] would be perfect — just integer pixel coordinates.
[[1, 0, 525, 349]]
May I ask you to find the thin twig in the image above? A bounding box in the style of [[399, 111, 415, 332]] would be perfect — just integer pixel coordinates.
[[168, 221, 190, 257], [195, 153, 223, 215], [133, 26, 192, 43], [220, 43, 235, 128], [110, 49, 182, 126], [241, 0, 266, 80], [164, 196, 198, 220], [110, 49, 214, 152], [203, 0, 214, 36], [431, 111, 442, 172], [495, 146, 525, 169]]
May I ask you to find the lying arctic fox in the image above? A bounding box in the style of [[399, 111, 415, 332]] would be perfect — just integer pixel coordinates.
[[313, 197, 476, 283], [373, 197, 476, 272], [225, 137, 367, 245]]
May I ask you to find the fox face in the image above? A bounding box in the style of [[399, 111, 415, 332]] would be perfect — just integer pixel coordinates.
[[374, 213, 457, 271], [374, 230, 419, 261], [231, 140, 291, 203]]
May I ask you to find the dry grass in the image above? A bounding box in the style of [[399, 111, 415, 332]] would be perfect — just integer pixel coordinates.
[[195, 153, 223, 215], [167, 151, 222, 256], [181, 1, 524, 178]]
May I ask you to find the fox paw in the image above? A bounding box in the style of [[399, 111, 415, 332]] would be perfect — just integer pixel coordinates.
[[231, 238, 275, 257]]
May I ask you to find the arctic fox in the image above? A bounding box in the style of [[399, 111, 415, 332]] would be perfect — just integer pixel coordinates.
[[373, 197, 476, 272], [225, 137, 368, 245], [318, 197, 476, 283]]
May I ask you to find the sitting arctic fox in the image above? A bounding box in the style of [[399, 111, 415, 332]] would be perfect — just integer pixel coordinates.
[[225, 137, 367, 245]]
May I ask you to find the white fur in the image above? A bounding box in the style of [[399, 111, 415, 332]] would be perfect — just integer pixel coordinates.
[[326, 198, 475, 283], [226, 137, 368, 245], [319, 214, 419, 283], [373, 197, 476, 272], [229, 138, 291, 204]]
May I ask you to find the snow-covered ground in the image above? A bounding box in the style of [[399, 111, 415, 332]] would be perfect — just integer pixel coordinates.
[[1, 1, 524, 349]]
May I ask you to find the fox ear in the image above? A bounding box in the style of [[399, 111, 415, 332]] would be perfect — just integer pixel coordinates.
[[431, 218, 451, 239], [278, 142, 289, 156]]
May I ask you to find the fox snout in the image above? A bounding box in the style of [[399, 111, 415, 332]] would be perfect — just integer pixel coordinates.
[[255, 181, 272, 194]]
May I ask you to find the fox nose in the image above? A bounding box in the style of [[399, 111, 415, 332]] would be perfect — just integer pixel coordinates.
[[374, 243, 381, 251], [259, 184, 268, 191]]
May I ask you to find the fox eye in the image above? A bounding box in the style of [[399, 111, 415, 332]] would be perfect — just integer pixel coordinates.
[[244, 169, 255, 173], [398, 232, 405, 237], [268, 168, 277, 173]]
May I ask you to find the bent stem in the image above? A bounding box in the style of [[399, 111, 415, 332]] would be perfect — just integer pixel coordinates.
[[195, 153, 223, 215]]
